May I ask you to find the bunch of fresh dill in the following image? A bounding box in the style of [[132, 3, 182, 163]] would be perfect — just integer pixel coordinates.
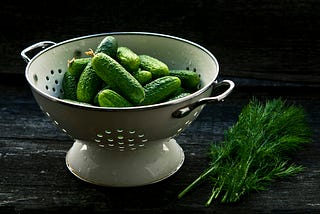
[[178, 98, 312, 206]]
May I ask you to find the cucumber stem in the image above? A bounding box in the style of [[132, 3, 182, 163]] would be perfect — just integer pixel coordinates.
[[85, 48, 95, 57]]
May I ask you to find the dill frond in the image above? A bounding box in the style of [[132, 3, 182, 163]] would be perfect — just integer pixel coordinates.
[[178, 97, 312, 206]]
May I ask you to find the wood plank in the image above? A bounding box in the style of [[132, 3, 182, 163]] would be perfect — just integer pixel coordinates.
[[0, 78, 319, 212]]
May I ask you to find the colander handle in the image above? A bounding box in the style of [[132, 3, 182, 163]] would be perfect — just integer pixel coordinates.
[[21, 41, 56, 63], [172, 80, 235, 118]]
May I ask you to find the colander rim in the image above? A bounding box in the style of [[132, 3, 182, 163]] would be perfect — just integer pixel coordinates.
[[24, 31, 219, 112]]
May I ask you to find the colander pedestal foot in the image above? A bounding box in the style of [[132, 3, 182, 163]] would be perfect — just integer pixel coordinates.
[[65, 138, 185, 187]]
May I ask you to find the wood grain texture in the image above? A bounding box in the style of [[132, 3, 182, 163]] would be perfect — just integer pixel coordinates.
[[0, 0, 319, 83], [0, 76, 319, 213]]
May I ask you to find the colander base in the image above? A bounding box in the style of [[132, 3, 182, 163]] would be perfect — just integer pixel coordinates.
[[65, 138, 184, 187]]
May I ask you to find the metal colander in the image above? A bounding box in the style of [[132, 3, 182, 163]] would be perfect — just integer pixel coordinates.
[[21, 32, 234, 187]]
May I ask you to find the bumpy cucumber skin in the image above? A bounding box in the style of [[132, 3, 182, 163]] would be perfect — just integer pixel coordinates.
[[117, 46, 140, 73], [92, 52, 145, 105], [139, 55, 169, 78], [170, 86, 187, 97], [76, 61, 102, 104], [93, 85, 111, 106], [168, 92, 191, 101], [141, 76, 181, 106], [133, 70, 152, 86], [98, 89, 132, 107], [95, 36, 118, 58], [67, 57, 91, 80], [168, 69, 200, 90], [62, 70, 77, 100]]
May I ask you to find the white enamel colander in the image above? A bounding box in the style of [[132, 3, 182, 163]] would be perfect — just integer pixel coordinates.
[[21, 32, 235, 187]]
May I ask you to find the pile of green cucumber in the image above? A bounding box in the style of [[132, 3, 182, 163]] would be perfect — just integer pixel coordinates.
[[62, 35, 201, 107]]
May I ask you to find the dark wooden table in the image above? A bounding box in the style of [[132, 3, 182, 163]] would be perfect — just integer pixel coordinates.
[[1, 0, 320, 213], [1, 75, 319, 213]]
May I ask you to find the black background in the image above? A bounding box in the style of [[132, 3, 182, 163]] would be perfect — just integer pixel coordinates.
[[1, 0, 319, 83]]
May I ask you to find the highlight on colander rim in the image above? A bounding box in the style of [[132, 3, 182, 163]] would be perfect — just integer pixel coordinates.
[[21, 32, 235, 187]]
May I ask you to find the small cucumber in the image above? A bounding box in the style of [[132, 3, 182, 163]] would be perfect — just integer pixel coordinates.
[[133, 69, 152, 86], [171, 86, 187, 97], [97, 89, 133, 107], [92, 52, 145, 105], [76, 61, 102, 104], [117, 46, 140, 73], [93, 85, 111, 106], [168, 69, 200, 90], [141, 76, 181, 106], [95, 36, 118, 58], [168, 92, 191, 101], [139, 54, 169, 78], [67, 57, 91, 80], [62, 70, 77, 100]]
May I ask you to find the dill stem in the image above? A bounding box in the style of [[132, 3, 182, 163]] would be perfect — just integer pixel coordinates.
[[206, 180, 224, 207], [178, 165, 216, 199], [205, 192, 215, 207]]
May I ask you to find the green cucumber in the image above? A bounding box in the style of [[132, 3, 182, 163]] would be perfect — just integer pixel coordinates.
[[76, 61, 102, 104], [133, 69, 152, 86], [117, 46, 140, 73], [97, 89, 132, 107], [169, 86, 190, 99], [139, 54, 169, 78], [168, 69, 200, 90], [141, 76, 181, 105], [95, 36, 118, 58], [92, 52, 145, 105], [93, 85, 111, 106], [62, 70, 77, 100], [67, 57, 91, 80], [168, 92, 191, 101]]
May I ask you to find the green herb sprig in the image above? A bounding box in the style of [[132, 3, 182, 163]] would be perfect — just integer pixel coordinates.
[[178, 98, 312, 206]]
